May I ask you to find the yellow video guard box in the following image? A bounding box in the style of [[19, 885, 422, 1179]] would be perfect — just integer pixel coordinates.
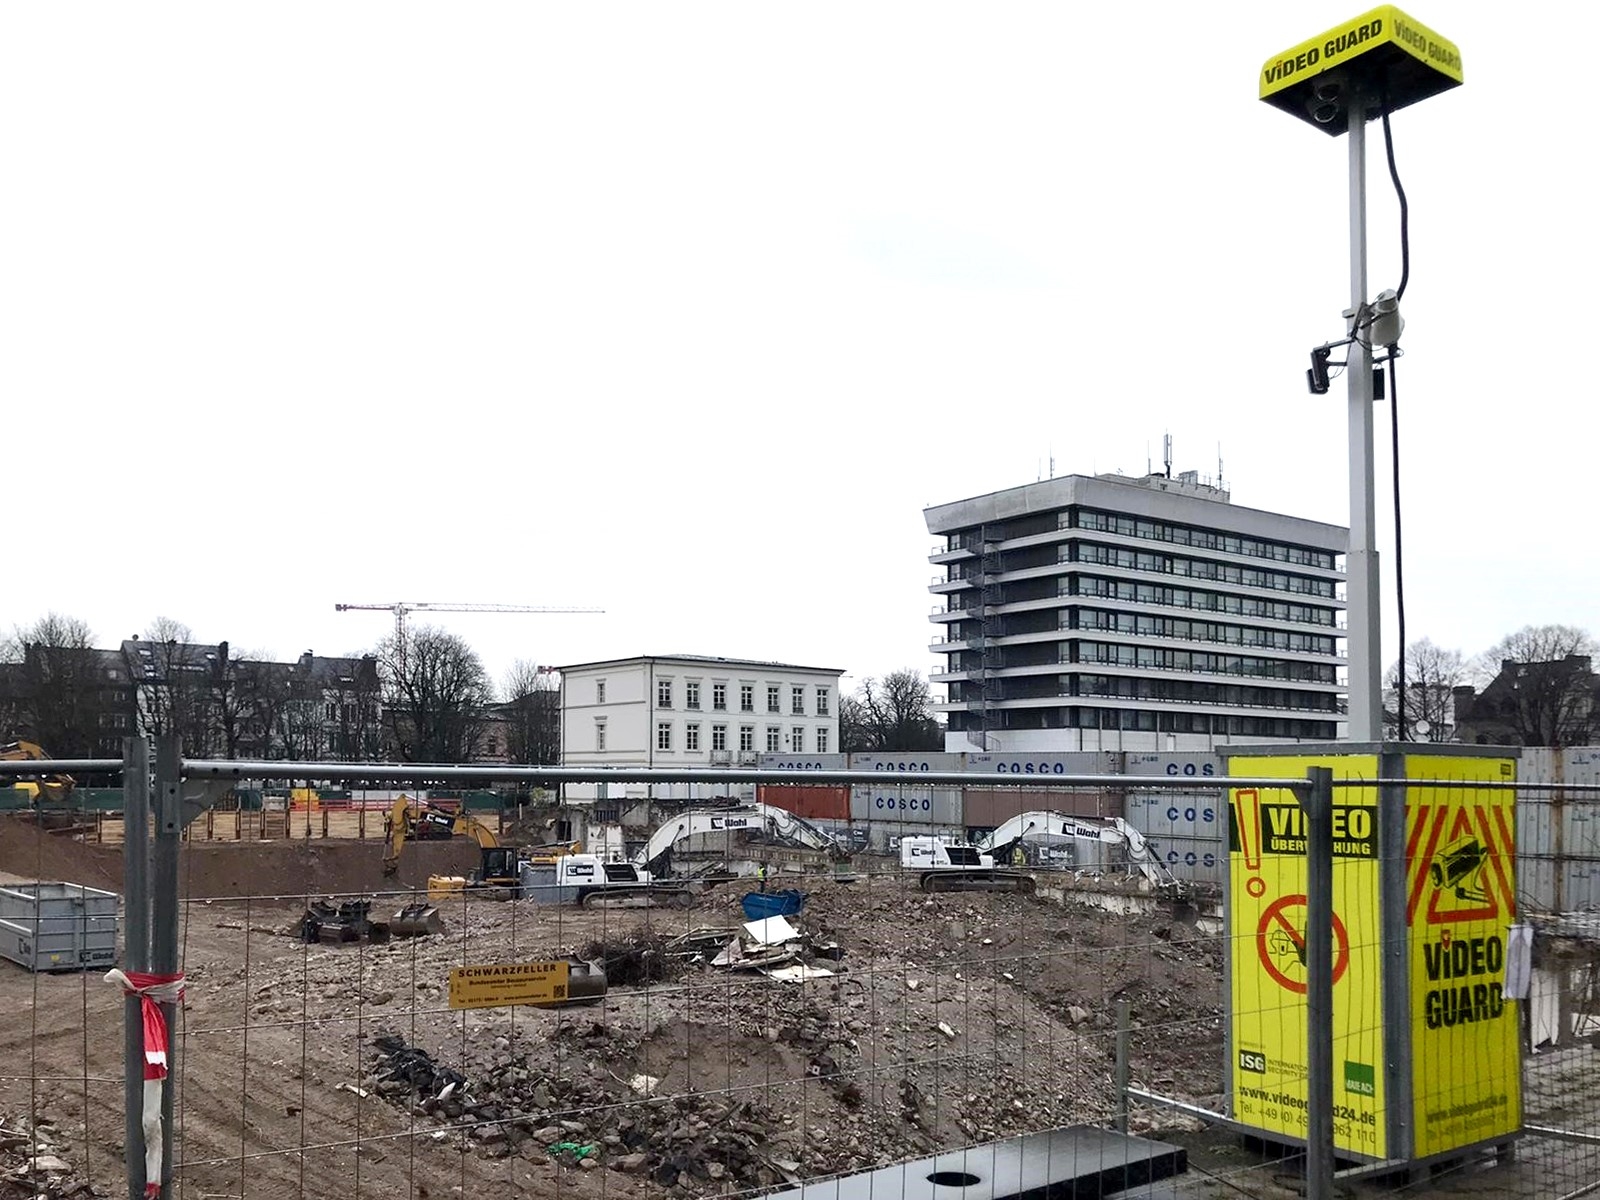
[[1260, 7, 1461, 134]]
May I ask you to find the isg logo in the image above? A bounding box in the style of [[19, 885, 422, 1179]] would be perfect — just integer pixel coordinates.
[[1239, 1050, 1268, 1074]]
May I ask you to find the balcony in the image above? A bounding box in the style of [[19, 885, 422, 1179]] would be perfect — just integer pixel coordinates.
[[710, 750, 732, 764]]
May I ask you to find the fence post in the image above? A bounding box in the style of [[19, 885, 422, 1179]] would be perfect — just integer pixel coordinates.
[[1114, 997, 1131, 1133], [122, 737, 151, 1200], [1302, 767, 1335, 1200], [152, 737, 183, 1200]]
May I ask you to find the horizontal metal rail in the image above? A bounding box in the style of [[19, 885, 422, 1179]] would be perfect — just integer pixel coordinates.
[[182, 758, 1310, 792], [0, 758, 122, 776]]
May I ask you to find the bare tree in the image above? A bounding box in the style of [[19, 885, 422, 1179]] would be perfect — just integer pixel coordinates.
[[1472, 624, 1599, 747], [846, 669, 944, 752], [131, 617, 215, 754], [502, 659, 561, 765], [11, 613, 101, 756], [380, 625, 494, 763], [1383, 639, 1467, 741]]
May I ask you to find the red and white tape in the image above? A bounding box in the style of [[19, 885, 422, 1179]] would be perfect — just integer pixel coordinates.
[[106, 968, 186, 1197]]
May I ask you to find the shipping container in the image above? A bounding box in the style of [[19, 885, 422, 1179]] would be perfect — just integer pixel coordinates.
[[0, 883, 119, 973], [1119, 751, 1224, 781], [757, 754, 847, 772], [756, 784, 851, 822], [1140, 832, 1226, 886], [961, 788, 1117, 830], [848, 752, 965, 773], [849, 783, 963, 827], [1122, 790, 1225, 841], [964, 751, 1118, 777]]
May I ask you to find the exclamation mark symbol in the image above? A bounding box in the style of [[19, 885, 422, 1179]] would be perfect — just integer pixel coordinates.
[[1234, 788, 1266, 897]]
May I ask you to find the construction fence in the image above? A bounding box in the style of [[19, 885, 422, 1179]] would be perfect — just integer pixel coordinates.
[[2, 745, 1600, 1199]]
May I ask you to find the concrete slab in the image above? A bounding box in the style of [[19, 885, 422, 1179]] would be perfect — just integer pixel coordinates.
[[764, 1125, 1186, 1200]]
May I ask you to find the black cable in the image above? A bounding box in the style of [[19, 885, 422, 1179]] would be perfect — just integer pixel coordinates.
[[1389, 351, 1407, 741], [1380, 96, 1411, 302]]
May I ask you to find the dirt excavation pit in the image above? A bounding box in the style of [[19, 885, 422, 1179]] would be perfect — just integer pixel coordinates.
[[0, 819, 1232, 1198]]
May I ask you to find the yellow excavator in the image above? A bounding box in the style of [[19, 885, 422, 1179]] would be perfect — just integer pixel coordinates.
[[381, 795, 528, 895], [1, 741, 76, 805]]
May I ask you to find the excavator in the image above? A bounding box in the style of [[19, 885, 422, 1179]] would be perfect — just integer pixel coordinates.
[[1, 741, 75, 806], [381, 796, 523, 895], [552, 803, 846, 908], [900, 811, 1181, 894]]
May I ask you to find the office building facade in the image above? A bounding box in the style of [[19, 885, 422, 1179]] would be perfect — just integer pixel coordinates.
[[925, 472, 1347, 752]]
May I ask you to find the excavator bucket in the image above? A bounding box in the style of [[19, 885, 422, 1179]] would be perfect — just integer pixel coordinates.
[[387, 902, 445, 938]]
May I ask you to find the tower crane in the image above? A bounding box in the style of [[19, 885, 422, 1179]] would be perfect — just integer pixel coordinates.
[[335, 602, 603, 669]]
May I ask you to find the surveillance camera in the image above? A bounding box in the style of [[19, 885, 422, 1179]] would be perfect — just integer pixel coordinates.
[[1369, 289, 1404, 347]]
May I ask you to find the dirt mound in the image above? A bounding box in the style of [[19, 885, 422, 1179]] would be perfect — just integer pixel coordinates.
[[0, 815, 484, 899]]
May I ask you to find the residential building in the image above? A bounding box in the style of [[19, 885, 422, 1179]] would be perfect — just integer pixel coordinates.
[[1453, 656, 1600, 747], [925, 471, 1348, 752], [5, 646, 137, 758], [556, 654, 844, 807]]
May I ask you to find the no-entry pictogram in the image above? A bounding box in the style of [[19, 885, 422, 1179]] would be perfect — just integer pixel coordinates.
[[1256, 894, 1350, 994]]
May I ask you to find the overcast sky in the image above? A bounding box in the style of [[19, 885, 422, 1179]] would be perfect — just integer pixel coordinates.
[[5, 3, 1593, 696]]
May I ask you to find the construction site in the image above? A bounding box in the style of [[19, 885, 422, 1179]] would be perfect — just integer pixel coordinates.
[[3, 747, 1600, 1200]]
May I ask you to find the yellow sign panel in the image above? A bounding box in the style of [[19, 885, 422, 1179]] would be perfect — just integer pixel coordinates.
[[1404, 756, 1520, 1157], [1259, 6, 1463, 100], [1228, 756, 1386, 1159], [448, 960, 571, 1010]]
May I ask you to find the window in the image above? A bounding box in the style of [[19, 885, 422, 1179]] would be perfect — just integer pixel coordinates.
[[596, 679, 607, 704], [790, 726, 806, 753], [685, 723, 701, 751], [766, 726, 781, 752], [325, 702, 336, 720], [792, 686, 805, 715], [712, 683, 727, 711], [740, 684, 754, 712], [711, 724, 728, 752], [657, 678, 673, 708], [740, 725, 755, 752], [816, 728, 829, 753], [815, 687, 830, 716], [686, 680, 701, 709], [594, 719, 607, 752], [767, 685, 781, 713], [657, 722, 672, 751], [486, 736, 500, 756]]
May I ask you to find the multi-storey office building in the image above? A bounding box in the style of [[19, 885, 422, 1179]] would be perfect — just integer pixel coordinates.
[[925, 472, 1347, 752]]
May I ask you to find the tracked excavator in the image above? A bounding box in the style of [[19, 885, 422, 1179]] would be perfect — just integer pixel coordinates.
[[381, 796, 524, 896], [1, 741, 76, 806], [552, 803, 846, 907], [900, 811, 1180, 894]]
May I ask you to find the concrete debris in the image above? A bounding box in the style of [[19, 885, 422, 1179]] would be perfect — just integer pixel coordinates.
[[742, 915, 800, 945]]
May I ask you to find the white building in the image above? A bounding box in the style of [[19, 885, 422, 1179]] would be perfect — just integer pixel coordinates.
[[925, 471, 1348, 753], [556, 654, 844, 806]]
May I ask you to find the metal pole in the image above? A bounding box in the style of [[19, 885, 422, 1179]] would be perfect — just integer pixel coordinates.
[[122, 737, 150, 1200], [1114, 997, 1131, 1134], [152, 737, 183, 1200], [1346, 92, 1382, 742], [1303, 766, 1335, 1199]]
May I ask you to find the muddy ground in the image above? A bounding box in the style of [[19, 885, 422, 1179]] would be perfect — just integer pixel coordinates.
[[0, 816, 1592, 1198]]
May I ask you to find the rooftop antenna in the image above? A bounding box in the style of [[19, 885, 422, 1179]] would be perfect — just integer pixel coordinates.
[[1217, 443, 1225, 492], [1163, 433, 1173, 479], [1145, 442, 1152, 476], [1049, 445, 1055, 479]]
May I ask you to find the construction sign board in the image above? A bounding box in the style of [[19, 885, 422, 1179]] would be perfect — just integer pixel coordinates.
[[1228, 755, 1386, 1159], [1403, 755, 1520, 1157], [448, 960, 570, 1010]]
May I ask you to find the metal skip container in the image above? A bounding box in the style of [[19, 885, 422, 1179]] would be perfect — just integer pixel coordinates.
[[0, 882, 120, 973]]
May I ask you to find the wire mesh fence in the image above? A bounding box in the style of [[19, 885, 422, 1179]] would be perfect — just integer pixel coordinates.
[[6, 752, 1600, 1198]]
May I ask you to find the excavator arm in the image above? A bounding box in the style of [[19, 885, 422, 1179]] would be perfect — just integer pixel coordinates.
[[630, 804, 846, 877], [1, 741, 76, 805], [975, 810, 1180, 889]]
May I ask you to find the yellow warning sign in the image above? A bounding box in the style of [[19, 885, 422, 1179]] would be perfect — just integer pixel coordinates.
[[1228, 755, 1386, 1159], [1259, 6, 1463, 101], [448, 961, 570, 1011], [1404, 756, 1520, 1157]]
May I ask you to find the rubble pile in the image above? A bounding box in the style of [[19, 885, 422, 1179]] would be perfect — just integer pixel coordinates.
[[368, 1030, 803, 1191], [0, 1114, 94, 1199]]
